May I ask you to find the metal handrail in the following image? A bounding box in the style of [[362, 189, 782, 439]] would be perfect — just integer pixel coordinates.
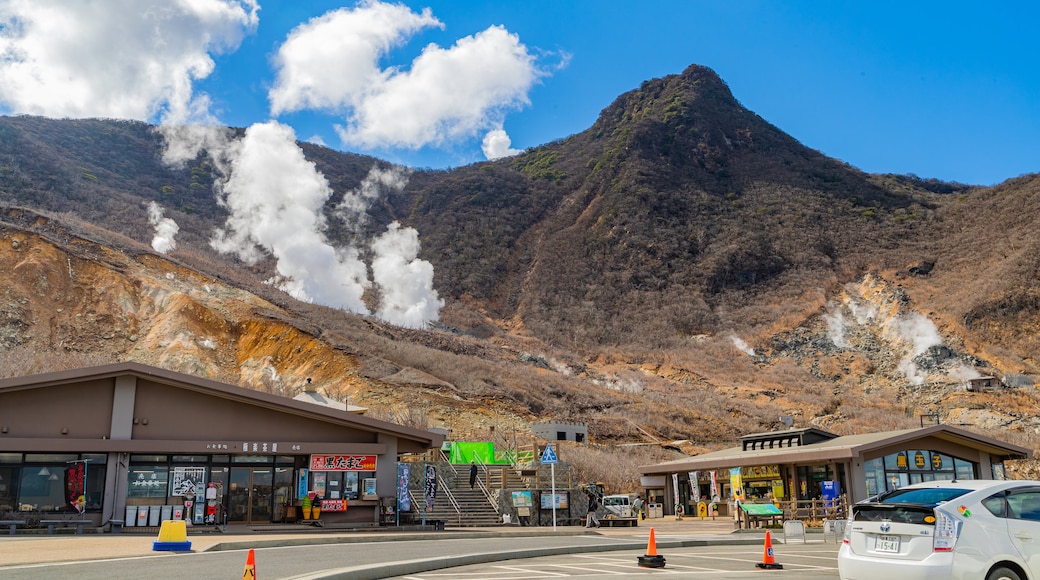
[[474, 459, 498, 511], [410, 464, 462, 526]]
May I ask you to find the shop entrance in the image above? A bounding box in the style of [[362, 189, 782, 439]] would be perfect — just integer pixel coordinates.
[[227, 467, 273, 523]]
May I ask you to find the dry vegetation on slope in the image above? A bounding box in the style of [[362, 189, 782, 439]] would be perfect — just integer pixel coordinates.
[[2, 63, 1040, 485]]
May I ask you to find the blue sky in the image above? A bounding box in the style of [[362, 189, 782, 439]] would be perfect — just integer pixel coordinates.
[[2, 1, 1037, 185]]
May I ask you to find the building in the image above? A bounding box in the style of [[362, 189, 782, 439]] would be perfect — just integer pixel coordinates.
[[531, 421, 588, 444], [639, 425, 1032, 517], [0, 362, 443, 529], [966, 376, 1001, 392]]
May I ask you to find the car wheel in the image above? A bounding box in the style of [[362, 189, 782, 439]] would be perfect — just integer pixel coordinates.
[[986, 566, 1023, 580]]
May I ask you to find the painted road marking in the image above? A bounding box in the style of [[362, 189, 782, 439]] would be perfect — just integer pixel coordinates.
[[399, 545, 840, 579]]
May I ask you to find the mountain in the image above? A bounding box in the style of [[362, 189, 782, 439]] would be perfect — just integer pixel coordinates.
[[398, 65, 947, 349], [1, 63, 1039, 475]]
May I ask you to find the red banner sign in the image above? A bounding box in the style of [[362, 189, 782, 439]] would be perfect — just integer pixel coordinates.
[[321, 499, 348, 512], [309, 454, 377, 471]]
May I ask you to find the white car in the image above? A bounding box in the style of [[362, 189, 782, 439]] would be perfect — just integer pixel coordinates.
[[602, 494, 634, 518], [838, 479, 1040, 580]]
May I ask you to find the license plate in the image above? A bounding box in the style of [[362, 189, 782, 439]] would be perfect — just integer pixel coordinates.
[[875, 534, 900, 553]]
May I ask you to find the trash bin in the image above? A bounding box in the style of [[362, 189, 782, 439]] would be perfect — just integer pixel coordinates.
[[125, 506, 138, 527], [172, 505, 185, 520], [136, 506, 149, 527], [149, 505, 161, 526], [648, 503, 663, 518], [161, 505, 173, 523]]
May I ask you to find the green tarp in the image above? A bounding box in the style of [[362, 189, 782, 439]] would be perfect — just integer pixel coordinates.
[[448, 442, 512, 465]]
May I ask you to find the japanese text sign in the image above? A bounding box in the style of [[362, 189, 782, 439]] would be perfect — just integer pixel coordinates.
[[309, 454, 377, 471]]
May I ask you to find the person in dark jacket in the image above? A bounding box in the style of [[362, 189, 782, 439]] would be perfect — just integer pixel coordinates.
[[586, 494, 600, 527], [469, 462, 478, 489]]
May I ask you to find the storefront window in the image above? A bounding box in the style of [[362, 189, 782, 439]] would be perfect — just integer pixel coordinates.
[[127, 466, 169, 498], [307, 471, 365, 500], [9, 454, 106, 512], [993, 462, 1007, 479], [18, 465, 64, 511], [955, 458, 976, 480], [867, 450, 976, 493], [0, 465, 17, 512], [232, 455, 272, 464]]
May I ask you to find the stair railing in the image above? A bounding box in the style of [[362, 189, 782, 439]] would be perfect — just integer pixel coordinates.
[[474, 458, 498, 512], [410, 464, 462, 526]]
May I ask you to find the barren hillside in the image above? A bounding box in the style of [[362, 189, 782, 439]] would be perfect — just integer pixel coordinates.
[[1, 64, 1040, 477]]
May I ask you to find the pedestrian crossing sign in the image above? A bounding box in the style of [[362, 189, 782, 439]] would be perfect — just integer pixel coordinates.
[[541, 444, 558, 464]]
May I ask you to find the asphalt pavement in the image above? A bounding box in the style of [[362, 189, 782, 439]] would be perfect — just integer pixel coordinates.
[[0, 516, 829, 579]]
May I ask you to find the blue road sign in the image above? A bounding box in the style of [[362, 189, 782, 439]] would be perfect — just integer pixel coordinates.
[[541, 444, 558, 464]]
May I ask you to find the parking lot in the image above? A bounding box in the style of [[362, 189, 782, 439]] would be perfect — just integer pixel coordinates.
[[391, 541, 841, 579]]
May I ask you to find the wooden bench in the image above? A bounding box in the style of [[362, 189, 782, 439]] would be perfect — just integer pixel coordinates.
[[41, 519, 93, 534], [600, 517, 638, 527], [0, 519, 26, 535]]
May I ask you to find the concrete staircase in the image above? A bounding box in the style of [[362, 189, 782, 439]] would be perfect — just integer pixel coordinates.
[[409, 464, 501, 527], [407, 460, 579, 528]]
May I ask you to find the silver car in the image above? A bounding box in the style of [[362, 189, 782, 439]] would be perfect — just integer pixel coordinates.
[[838, 479, 1040, 580]]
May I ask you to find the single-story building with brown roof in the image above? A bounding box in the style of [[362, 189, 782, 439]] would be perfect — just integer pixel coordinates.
[[639, 425, 1032, 518], [0, 362, 443, 530]]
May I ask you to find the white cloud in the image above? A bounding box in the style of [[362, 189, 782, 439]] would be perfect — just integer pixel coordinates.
[[147, 201, 179, 254], [269, 2, 442, 115], [482, 128, 522, 160], [0, 0, 258, 122], [270, 1, 541, 156]]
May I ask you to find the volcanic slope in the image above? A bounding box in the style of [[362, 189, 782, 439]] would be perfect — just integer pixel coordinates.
[[0, 64, 1039, 459]]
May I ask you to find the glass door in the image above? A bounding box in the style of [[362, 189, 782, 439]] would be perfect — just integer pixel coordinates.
[[227, 467, 273, 523]]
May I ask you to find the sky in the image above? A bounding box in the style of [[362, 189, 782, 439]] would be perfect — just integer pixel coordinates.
[[0, 1, 1037, 186]]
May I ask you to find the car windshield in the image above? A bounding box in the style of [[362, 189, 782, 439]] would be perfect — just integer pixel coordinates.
[[874, 487, 971, 507]]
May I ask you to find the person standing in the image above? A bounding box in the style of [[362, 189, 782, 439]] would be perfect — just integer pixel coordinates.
[[469, 461, 478, 489], [586, 493, 600, 528], [632, 495, 644, 520]]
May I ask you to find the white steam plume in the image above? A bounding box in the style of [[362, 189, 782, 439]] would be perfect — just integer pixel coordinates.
[[147, 201, 179, 254], [210, 121, 370, 313], [335, 164, 411, 233], [729, 334, 756, 356], [823, 303, 846, 348], [370, 222, 443, 328], [888, 312, 942, 385]]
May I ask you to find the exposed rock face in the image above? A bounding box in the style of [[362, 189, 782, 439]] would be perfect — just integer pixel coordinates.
[[0, 223, 389, 407]]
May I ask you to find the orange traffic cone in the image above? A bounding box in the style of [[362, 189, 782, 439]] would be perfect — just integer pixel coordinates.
[[637, 527, 666, 568], [242, 548, 256, 579], [755, 530, 783, 570]]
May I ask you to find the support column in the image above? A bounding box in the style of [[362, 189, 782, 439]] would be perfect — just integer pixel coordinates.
[[103, 375, 136, 526]]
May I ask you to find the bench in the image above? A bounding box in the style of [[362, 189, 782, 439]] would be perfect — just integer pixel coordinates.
[[41, 519, 93, 534], [0, 520, 26, 535], [600, 517, 638, 527]]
